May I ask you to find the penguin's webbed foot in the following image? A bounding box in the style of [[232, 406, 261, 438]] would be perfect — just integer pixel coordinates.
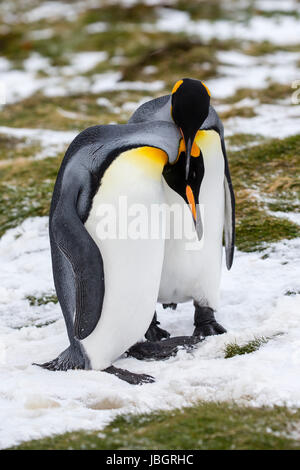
[[145, 312, 170, 342], [104, 366, 154, 385], [33, 343, 87, 371], [193, 306, 227, 338], [193, 322, 226, 337], [128, 335, 204, 361]]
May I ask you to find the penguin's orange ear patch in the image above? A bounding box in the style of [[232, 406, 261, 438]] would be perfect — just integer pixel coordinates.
[[201, 81, 211, 96], [172, 80, 183, 94]]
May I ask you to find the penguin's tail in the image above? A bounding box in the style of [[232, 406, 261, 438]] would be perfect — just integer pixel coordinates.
[[33, 340, 90, 372]]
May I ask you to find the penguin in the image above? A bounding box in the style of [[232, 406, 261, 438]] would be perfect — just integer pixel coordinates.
[[128, 78, 235, 352], [35, 119, 208, 384]]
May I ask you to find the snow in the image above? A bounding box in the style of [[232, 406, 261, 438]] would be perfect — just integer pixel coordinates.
[[154, 7, 300, 45], [225, 101, 300, 139], [85, 22, 109, 34], [207, 50, 300, 99], [255, 0, 300, 12], [22, 0, 99, 23], [0, 126, 77, 159], [27, 29, 55, 40], [1, 0, 300, 448], [268, 211, 300, 226], [65, 52, 109, 75], [0, 217, 300, 448]]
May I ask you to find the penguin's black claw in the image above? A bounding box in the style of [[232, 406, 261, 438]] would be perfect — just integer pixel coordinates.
[[128, 335, 204, 361], [193, 306, 227, 338], [104, 366, 155, 385], [145, 324, 170, 342], [193, 321, 227, 338], [162, 303, 177, 310], [145, 311, 170, 342], [33, 343, 87, 371]]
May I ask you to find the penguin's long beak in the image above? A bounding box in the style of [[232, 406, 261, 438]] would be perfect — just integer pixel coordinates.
[[186, 183, 203, 241], [181, 131, 203, 241]]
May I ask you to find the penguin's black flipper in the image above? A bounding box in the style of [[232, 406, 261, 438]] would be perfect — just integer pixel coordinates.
[[221, 140, 235, 270], [50, 161, 105, 343], [127, 335, 204, 361]]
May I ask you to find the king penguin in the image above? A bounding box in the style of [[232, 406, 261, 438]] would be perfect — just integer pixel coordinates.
[[36, 119, 208, 383], [128, 78, 235, 353]]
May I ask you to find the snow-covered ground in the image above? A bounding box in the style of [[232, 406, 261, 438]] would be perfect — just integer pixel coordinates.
[[154, 7, 300, 45], [0, 217, 300, 449], [0, 0, 299, 450]]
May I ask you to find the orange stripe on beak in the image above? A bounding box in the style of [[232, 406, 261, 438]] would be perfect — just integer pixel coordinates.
[[186, 185, 197, 221]]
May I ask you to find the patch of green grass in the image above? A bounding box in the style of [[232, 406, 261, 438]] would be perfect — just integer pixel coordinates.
[[26, 293, 58, 306], [267, 200, 300, 213], [235, 204, 299, 252], [120, 37, 218, 86], [0, 155, 61, 237], [254, 9, 300, 19], [0, 93, 105, 131], [226, 133, 266, 149], [224, 337, 268, 358], [10, 402, 300, 450], [285, 290, 300, 297], [220, 106, 256, 120], [223, 82, 292, 105], [244, 41, 300, 56], [230, 134, 300, 251], [175, 0, 238, 21], [80, 4, 157, 25], [0, 134, 41, 161], [0, 90, 152, 130]]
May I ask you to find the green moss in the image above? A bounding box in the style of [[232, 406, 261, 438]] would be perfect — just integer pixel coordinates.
[[223, 82, 292, 105], [0, 134, 41, 161], [236, 205, 299, 252], [220, 106, 256, 120], [0, 90, 156, 130], [230, 134, 300, 194], [80, 4, 157, 25], [267, 200, 300, 213], [0, 93, 117, 131], [175, 0, 233, 21], [10, 402, 300, 450], [229, 134, 300, 251], [244, 41, 300, 56], [26, 293, 58, 306], [226, 133, 266, 149], [224, 337, 268, 358], [120, 38, 218, 85], [0, 155, 61, 237], [285, 290, 300, 296], [254, 9, 300, 19], [0, 29, 31, 61]]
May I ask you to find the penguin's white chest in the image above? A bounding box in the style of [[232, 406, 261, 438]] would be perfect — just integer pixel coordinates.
[[82, 146, 167, 370], [159, 130, 225, 309]]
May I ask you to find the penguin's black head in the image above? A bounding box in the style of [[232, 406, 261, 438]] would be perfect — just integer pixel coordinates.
[[167, 78, 210, 240], [171, 78, 210, 180]]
